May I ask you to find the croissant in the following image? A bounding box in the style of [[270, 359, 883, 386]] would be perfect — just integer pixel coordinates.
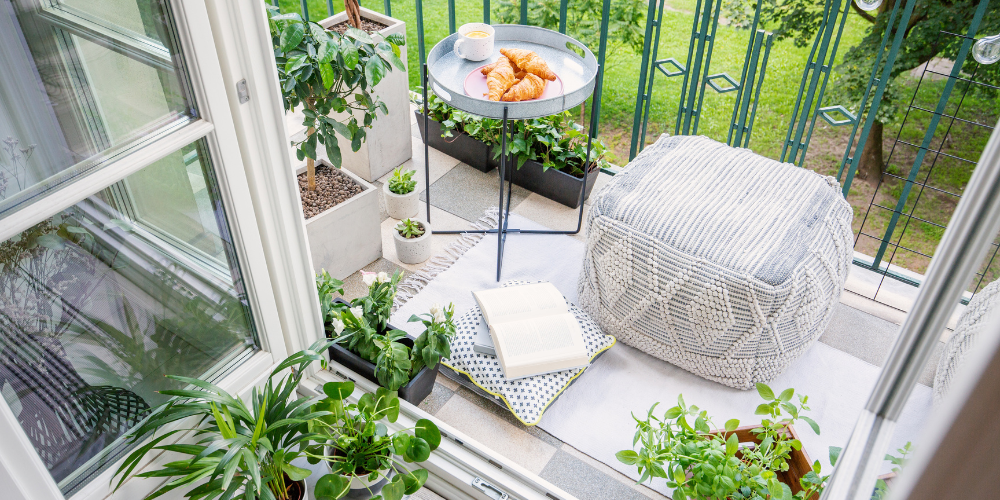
[[502, 73, 546, 101], [486, 56, 517, 101], [499, 48, 557, 81], [481, 58, 521, 76]]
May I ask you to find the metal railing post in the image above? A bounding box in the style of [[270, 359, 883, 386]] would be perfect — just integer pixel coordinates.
[[628, 0, 661, 159], [520, 0, 527, 25], [416, 0, 426, 79], [591, 0, 610, 136], [326, 0, 334, 16], [449, 0, 456, 33], [300, 0, 309, 22], [558, 0, 568, 34], [484, 0, 490, 24], [384, 0, 391, 18]]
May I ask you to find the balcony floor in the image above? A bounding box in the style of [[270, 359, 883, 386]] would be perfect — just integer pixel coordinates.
[[322, 106, 950, 500]]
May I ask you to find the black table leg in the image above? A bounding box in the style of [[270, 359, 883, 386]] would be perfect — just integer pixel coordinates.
[[497, 106, 509, 281], [422, 64, 432, 224]]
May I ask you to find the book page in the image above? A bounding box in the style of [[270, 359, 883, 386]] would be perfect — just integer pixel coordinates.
[[473, 283, 568, 324], [490, 313, 589, 379]]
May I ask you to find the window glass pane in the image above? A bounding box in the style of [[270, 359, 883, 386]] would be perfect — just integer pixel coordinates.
[[0, 0, 193, 216], [0, 139, 256, 496]]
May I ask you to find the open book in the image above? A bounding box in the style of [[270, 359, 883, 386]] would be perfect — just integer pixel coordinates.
[[472, 283, 589, 380]]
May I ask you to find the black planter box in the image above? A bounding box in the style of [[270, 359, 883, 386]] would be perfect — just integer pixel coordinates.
[[415, 112, 599, 209], [327, 300, 437, 405]]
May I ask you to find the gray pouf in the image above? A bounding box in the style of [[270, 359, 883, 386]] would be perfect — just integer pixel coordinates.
[[933, 279, 1000, 404], [578, 135, 853, 389]]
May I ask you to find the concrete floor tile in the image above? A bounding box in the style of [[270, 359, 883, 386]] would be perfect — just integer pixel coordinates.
[[434, 395, 557, 475], [422, 164, 530, 222], [417, 382, 454, 415], [435, 371, 460, 391], [511, 193, 590, 243], [588, 171, 614, 201], [540, 449, 651, 500], [838, 289, 907, 326], [391, 137, 461, 188], [380, 206, 469, 272], [560, 445, 669, 500], [409, 488, 446, 500], [451, 385, 563, 448]]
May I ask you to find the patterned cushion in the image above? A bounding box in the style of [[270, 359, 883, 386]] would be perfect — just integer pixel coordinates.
[[442, 281, 616, 425], [933, 279, 1000, 403], [579, 135, 853, 389]]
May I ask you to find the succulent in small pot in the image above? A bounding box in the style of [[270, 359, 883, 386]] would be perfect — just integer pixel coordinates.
[[382, 167, 419, 219], [307, 383, 442, 500], [393, 218, 431, 264]]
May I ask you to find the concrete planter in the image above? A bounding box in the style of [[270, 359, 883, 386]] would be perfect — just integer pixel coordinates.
[[300, 161, 382, 279], [382, 180, 419, 219], [318, 9, 412, 182], [392, 219, 431, 265]]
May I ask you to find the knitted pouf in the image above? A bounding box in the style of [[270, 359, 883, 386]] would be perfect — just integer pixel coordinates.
[[578, 135, 853, 389], [933, 279, 1000, 404]]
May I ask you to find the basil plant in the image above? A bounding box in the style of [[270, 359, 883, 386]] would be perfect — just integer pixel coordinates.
[[267, 6, 405, 190]]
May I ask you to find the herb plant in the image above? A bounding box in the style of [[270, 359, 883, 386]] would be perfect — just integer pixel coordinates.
[[617, 383, 836, 500], [416, 92, 612, 176], [267, 6, 405, 191], [307, 383, 441, 500], [872, 442, 912, 500], [408, 303, 457, 374], [395, 218, 425, 239], [387, 167, 417, 195], [111, 340, 337, 500]]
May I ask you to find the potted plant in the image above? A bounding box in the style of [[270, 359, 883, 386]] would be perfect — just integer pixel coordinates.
[[316, 271, 456, 405], [305, 383, 441, 500], [315, 0, 412, 182], [414, 93, 609, 208], [382, 167, 418, 219], [110, 340, 338, 500], [617, 384, 838, 500], [268, 6, 406, 278], [393, 218, 431, 264]]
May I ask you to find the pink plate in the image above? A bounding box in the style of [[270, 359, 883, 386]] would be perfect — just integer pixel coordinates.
[[464, 64, 564, 101]]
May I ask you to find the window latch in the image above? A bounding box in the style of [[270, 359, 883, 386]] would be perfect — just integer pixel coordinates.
[[472, 477, 509, 500], [236, 79, 250, 104]]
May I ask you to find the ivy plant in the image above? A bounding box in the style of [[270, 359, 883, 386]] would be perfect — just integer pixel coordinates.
[[267, 6, 405, 190], [307, 383, 441, 500], [617, 383, 838, 500]]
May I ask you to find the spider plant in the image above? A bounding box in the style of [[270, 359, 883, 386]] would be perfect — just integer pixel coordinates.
[[111, 340, 337, 500]]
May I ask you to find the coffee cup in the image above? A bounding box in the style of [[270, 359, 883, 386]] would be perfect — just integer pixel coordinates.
[[454, 23, 494, 62]]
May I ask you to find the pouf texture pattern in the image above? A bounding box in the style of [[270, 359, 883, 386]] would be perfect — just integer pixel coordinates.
[[578, 135, 853, 389], [932, 278, 1000, 404]]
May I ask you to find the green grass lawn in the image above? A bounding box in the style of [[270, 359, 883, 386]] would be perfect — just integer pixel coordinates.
[[274, 0, 1000, 287]]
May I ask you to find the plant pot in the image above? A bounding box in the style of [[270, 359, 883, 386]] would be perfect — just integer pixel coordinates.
[[714, 424, 817, 499], [382, 181, 419, 219], [328, 299, 438, 405], [322, 456, 391, 500], [318, 9, 412, 182], [300, 161, 382, 280], [285, 475, 309, 500], [392, 219, 431, 264], [502, 159, 600, 209], [415, 112, 495, 173]]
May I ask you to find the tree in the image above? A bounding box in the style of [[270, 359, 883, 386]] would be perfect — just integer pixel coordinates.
[[725, 0, 1000, 183], [344, 0, 363, 29]]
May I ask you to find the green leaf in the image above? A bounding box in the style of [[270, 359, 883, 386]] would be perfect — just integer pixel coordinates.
[[345, 27, 375, 45], [381, 479, 405, 500], [398, 468, 428, 494], [778, 388, 795, 402], [281, 463, 312, 481], [327, 138, 342, 168], [829, 446, 842, 466], [384, 33, 405, 46], [616, 450, 640, 465], [37, 234, 65, 250], [280, 22, 305, 53], [756, 383, 775, 401], [320, 63, 336, 90], [754, 404, 772, 416], [318, 39, 338, 64], [414, 418, 441, 450], [308, 22, 329, 42], [315, 473, 350, 500], [406, 437, 431, 462], [341, 43, 359, 70], [323, 381, 355, 400], [664, 406, 683, 419], [726, 433, 739, 457], [365, 57, 386, 88], [800, 416, 820, 435], [724, 418, 740, 432]]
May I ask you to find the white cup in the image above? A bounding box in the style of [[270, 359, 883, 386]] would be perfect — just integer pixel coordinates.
[[454, 23, 495, 62]]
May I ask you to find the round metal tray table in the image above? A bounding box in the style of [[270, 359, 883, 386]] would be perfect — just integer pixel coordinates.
[[418, 25, 602, 280]]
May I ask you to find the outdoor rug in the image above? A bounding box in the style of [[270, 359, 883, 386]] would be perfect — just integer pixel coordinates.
[[390, 210, 933, 493]]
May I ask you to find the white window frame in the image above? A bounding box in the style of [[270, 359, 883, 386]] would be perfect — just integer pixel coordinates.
[[0, 0, 306, 499]]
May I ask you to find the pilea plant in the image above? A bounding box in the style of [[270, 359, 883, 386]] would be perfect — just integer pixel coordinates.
[[416, 91, 612, 175], [395, 218, 425, 239], [307, 383, 441, 500], [618, 383, 836, 500], [387, 167, 416, 195], [267, 6, 405, 190]]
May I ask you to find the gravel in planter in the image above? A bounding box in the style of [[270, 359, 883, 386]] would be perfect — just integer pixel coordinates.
[[328, 18, 388, 35], [298, 164, 364, 219]]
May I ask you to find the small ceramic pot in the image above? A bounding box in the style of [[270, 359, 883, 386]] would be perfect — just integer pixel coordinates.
[[393, 219, 432, 264], [324, 446, 391, 499], [382, 180, 419, 220]]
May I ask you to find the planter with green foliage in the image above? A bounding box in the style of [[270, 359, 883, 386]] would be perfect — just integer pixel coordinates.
[[414, 93, 609, 208], [617, 384, 840, 500], [317, 271, 455, 404], [306, 383, 441, 500], [392, 218, 430, 264], [382, 167, 418, 219]]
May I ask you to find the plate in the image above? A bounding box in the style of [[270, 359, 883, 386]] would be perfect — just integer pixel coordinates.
[[464, 64, 565, 101]]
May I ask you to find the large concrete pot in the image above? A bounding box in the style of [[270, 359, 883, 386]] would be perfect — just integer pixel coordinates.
[[299, 161, 382, 279], [318, 8, 412, 182]]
